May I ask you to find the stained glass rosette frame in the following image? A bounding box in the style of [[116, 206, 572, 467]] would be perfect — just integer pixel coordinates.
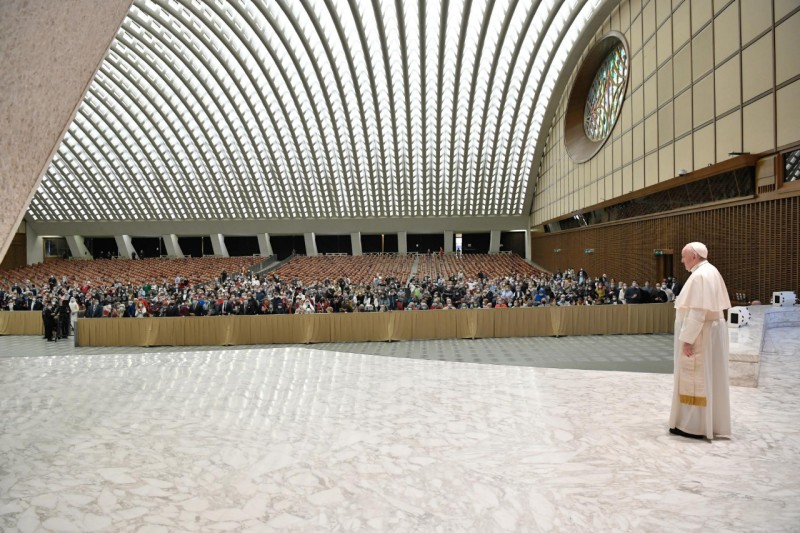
[[584, 43, 627, 142], [564, 32, 630, 164]]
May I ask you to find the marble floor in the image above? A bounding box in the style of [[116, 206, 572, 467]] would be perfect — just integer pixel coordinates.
[[0, 329, 798, 532]]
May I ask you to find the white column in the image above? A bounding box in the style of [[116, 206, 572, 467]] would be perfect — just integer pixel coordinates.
[[524, 229, 532, 261], [489, 230, 501, 254], [257, 233, 274, 256], [351, 232, 362, 256], [398, 232, 407, 255], [65, 235, 91, 259], [26, 226, 43, 265], [162, 234, 183, 258], [115, 235, 135, 258], [443, 230, 454, 253], [304, 232, 318, 256], [210, 234, 229, 257]]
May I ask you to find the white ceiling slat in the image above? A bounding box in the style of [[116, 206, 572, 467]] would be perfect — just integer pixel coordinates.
[[28, 0, 604, 223]]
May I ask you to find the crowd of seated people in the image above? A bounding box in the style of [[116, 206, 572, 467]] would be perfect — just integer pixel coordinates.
[[0, 257, 262, 337], [0, 255, 681, 330]]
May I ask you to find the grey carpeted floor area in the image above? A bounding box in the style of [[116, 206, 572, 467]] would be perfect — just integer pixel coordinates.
[[0, 333, 675, 374]]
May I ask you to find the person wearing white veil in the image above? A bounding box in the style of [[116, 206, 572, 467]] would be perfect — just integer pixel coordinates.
[[668, 242, 732, 440], [68, 297, 80, 333]]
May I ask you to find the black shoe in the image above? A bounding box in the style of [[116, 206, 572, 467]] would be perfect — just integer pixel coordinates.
[[669, 427, 705, 439]]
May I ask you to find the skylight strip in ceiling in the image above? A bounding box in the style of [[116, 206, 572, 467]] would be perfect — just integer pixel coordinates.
[[247, 1, 345, 216], [71, 114, 142, 219], [317, 0, 381, 217], [49, 149, 97, 220], [117, 24, 234, 218], [155, 0, 267, 219], [88, 77, 193, 217], [509, 0, 594, 214], [47, 149, 95, 220], [137, 4, 241, 218], [291, 1, 360, 215], [29, 0, 606, 223], [338, 0, 389, 217], [53, 149, 110, 221], [105, 48, 229, 219]]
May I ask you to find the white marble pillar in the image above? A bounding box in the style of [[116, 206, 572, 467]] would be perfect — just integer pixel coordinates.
[[304, 233, 318, 256], [210, 234, 229, 257], [443, 230, 454, 253], [398, 232, 407, 255], [489, 230, 501, 254], [162, 234, 183, 258], [257, 233, 274, 257], [65, 235, 91, 259], [115, 235, 135, 258], [351, 232, 362, 256]]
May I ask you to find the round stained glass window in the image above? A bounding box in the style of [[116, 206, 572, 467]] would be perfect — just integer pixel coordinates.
[[564, 33, 630, 163], [583, 43, 628, 142]]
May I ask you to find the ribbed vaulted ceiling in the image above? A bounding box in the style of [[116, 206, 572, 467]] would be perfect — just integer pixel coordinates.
[[29, 0, 603, 223]]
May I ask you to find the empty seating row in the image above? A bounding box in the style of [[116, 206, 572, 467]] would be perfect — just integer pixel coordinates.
[[0, 256, 263, 291], [416, 254, 544, 281], [269, 254, 415, 286]]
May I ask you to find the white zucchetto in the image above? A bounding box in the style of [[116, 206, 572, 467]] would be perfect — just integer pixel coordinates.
[[687, 241, 708, 259]]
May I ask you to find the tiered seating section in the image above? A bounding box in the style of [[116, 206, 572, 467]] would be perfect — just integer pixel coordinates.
[[0, 253, 676, 318], [269, 255, 416, 285], [1, 254, 541, 297], [269, 253, 544, 287], [0, 257, 262, 289], [416, 253, 544, 281]]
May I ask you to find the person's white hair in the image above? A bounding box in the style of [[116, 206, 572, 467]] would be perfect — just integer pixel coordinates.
[[686, 241, 708, 259]]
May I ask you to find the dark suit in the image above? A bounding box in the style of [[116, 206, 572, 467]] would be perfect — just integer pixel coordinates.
[[624, 286, 641, 304]]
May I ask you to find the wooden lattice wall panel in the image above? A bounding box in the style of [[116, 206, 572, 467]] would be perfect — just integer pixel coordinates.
[[531, 196, 800, 304]]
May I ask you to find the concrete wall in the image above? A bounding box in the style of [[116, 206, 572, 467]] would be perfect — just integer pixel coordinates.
[[0, 0, 132, 263]]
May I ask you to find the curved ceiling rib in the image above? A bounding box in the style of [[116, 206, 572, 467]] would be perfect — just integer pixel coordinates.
[[483, 0, 544, 214], [493, 0, 569, 214], [463, 0, 520, 216], [102, 53, 227, 217], [268, 1, 350, 215], [89, 76, 195, 215], [346, 0, 391, 216], [29, 0, 607, 224], [510, 0, 595, 213], [240, 0, 339, 217], [318, 0, 381, 216], [299, 1, 364, 216], [142, 1, 270, 219], [105, 44, 232, 217], [71, 113, 141, 219], [119, 13, 253, 218], [455, 0, 494, 216]]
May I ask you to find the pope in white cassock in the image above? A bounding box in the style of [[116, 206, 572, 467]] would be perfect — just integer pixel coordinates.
[[669, 242, 732, 440]]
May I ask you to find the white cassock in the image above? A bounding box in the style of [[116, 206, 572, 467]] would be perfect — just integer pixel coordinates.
[[69, 300, 80, 328], [669, 260, 732, 439]]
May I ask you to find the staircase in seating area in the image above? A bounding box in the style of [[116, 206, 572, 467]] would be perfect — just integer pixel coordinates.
[[407, 254, 420, 285]]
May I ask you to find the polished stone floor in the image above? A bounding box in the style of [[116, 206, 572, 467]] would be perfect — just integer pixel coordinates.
[[0, 329, 798, 531]]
